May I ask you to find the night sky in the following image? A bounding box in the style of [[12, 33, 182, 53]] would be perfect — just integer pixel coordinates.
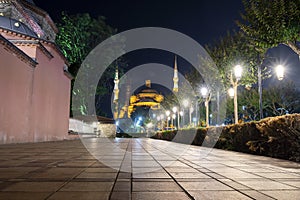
[[33, 0, 300, 117], [34, 0, 244, 46]]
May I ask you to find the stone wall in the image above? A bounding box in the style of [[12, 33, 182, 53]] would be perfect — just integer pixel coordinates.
[[99, 124, 116, 138], [69, 118, 116, 138]]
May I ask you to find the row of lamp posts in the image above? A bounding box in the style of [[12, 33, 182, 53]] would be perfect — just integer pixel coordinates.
[[155, 63, 285, 130], [228, 64, 285, 124]]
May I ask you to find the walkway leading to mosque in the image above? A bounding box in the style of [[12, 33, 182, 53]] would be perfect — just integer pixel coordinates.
[[0, 138, 300, 200]]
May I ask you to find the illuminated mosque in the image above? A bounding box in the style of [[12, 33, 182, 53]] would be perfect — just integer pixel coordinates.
[[112, 56, 179, 126]]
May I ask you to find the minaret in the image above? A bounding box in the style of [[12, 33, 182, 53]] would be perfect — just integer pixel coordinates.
[[173, 55, 179, 92], [113, 67, 119, 119]]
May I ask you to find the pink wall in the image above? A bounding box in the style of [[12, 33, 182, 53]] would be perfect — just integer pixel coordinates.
[[0, 45, 33, 143], [0, 41, 71, 144]]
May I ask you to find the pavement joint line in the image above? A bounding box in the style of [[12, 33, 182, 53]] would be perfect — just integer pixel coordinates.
[[181, 151, 300, 191], [169, 149, 260, 200], [130, 140, 133, 200], [44, 153, 96, 200], [108, 138, 132, 200], [179, 152, 298, 200], [135, 139, 196, 200], [235, 189, 277, 200]]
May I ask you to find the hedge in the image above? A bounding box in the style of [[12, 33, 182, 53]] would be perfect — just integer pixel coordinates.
[[151, 113, 300, 162]]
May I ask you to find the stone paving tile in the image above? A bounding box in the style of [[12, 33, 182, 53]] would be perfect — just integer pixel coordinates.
[[76, 172, 118, 179], [235, 178, 297, 190], [47, 191, 110, 200], [2, 181, 65, 192], [26, 168, 84, 180], [165, 167, 199, 173], [217, 171, 262, 179], [84, 167, 118, 173], [133, 172, 171, 179], [132, 181, 183, 192], [178, 179, 234, 191], [260, 190, 300, 200], [132, 167, 164, 174], [169, 172, 211, 179], [60, 182, 114, 192], [218, 179, 251, 190], [133, 178, 175, 182], [253, 172, 300, 179], [240, 190, 275, 200], [132, 192, 190, 200], [112, 181, 131, 192], [189, 191, 252, 200], [132, 161, 160, 168], [279, 180, 300, 188], [110, 191, 130, 200], [0, 138, 300, 200], [0, 192, 50, 200]]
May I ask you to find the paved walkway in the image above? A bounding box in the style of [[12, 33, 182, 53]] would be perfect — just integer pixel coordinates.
[[0, 138, 300, 200]]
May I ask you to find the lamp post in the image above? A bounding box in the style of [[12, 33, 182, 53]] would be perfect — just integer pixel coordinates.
[[182, 99, 189, 127], [160, 114, 164, 130], [156, 116, 161, 130], [201, 87, 211, 127], [172, 114, 176, 128], [179, 111, 183, 127], [166, 110, 170, 128], [189, 106, 194, 126], [258, 63, 263, 120], [258, 64, 285, 120], [230, 65, 242, 124], [172, 107, 180, 129]]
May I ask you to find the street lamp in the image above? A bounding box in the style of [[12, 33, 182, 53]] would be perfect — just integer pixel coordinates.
[[172, 107, 177, 113], [230, 65, 243, 124], [160, 114, 164, 129], [172, 113, 176, 128], [182, 99, 189, 127], [201, 86, 211, 127], [258, 64, 285, 120], [183, 99, 189, 107], [179, 111, 183, 127], [172, 106, 180, 129], [189, 106, 194, 126], [166, 110, 170, 127], [156, 116, 161, 130], [275, 65, 285, 80]]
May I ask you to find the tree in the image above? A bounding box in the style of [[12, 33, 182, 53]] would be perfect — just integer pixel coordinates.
[[264, 81, 300, 116], [56, 12, 116, 69], [205, 30, 270, 89], [237, 0, 300, 56], [55, 12, 125, 116]]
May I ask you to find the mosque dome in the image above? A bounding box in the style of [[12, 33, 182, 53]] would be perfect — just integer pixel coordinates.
[[0, 16, 37, 37]]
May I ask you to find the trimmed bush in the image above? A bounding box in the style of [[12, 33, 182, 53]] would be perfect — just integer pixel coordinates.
[[151, 114, 300, 162]]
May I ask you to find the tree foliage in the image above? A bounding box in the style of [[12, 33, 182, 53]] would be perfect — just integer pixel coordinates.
[[55, 12, 125, 116], [56, 12, 116, 68], [205, 30, 269, 89], [236, 0, 300, 55], [264, 81, 300, 116]]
